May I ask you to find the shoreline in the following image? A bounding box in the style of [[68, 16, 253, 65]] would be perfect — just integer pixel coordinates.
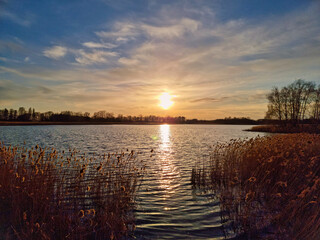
[[245, 124, 320, 133], [0, 121, 163, 126], [0, 121, 257, 126]]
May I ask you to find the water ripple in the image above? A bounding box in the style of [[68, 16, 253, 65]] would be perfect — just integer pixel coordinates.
[[0, 124, 267, 239]]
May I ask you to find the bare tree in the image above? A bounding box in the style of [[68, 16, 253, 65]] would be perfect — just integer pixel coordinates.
[[312, 85, 320, 121], [266, 79, 317, 124], [266, 87, 282, 121]]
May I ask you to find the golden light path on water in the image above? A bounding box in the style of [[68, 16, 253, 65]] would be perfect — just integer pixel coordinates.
[[158, 124, 180, 201], [0, 125, 267, 239]]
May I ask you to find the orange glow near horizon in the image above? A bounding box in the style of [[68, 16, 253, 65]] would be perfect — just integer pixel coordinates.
[[159, 92, 174, 110]]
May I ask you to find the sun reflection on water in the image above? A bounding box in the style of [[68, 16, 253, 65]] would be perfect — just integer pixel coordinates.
[[158, 124, 179, 199]]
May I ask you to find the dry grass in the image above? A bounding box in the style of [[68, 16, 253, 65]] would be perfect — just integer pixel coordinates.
[[0, 141, 145, 240], [247, 124, 320, 133], [192, 134, 320, 239]]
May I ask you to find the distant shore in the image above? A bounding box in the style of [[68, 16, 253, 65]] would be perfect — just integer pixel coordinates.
[[246, 124, 320, 133], [0, 121, 258, 126], [0, 121, 165, 126]]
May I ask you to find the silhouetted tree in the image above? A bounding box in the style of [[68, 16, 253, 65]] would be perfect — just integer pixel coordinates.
[[13, 110, 17, 120], [32, 108, 36, 120], [266, 87, 282, 121], [18, 107, 26, 116], [3, 108, 9, 120], [9, 109, 14, 120], [312, 85, 320, 121], [266, 79, 317, 124]]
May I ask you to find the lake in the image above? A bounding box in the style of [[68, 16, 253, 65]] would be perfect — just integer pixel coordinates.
[[0, 124, 268, 239]]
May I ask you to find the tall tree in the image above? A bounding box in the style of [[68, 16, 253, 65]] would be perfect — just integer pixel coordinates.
[[266, 87, 282, 121], [313, 85, 320, 121], [266, 79, 317, 124], [18, 107, 26, 116], [3, 108, 9, 120]]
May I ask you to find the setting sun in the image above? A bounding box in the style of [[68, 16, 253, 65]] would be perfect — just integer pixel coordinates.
[[1, 0, 319, 239], [159, 92, 174, 110]]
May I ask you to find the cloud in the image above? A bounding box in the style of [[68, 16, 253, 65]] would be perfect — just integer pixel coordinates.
[[190, 91, 268, 104], [42, 44, 118, 65], [74, 49, 118, 65], [0, 79, 54, 101], [0, 40, 25, 53], [96, 22, 138, 40], [96, 17, 200, 43], [82, 41, 117, 49], [190, 97, 221, 103], [141, 18, 200, 39], [43, 46, 67, 59], [118, 57, 140, 66], [0, 10, 33, 26]]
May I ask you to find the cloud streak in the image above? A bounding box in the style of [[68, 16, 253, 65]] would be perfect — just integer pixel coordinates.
[[0, 10, 34, 26], [74, 49, 118, 65], [82, 42, 117, 49]]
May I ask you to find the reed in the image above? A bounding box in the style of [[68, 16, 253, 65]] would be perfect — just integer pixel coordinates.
[[192, 134, 320, 239], [0, 141, 144, 240], [247, 124, 320, 133]]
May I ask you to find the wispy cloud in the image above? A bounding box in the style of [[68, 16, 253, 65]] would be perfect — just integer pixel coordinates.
[[141, 18, 200, 39], [0, 40, 25, 53], [43, 46, 67, 59], [0, 79, 54, 102], [82, 41, 117, 49], [118, 57, 140, 66], [0, 10, 34, 26], [96, 22, 138, 42], [190, 97, 223, 103], [96, 18, 200, 42], [74, 49, 118, 65]]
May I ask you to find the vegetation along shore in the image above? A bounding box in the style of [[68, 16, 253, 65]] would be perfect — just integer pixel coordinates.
[[191, 79, 320, 238], [192, 133, 320, 239], [248, 79, 320, 133], [0, 142, 144, 239]]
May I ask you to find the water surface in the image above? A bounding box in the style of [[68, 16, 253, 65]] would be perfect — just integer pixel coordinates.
[[0, 124, 267, 239]]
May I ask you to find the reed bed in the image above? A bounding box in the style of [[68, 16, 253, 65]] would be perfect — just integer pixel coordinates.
[[247, 124, 320, 133], [0, 141, 145, 240], [192, 134, 320, 239]]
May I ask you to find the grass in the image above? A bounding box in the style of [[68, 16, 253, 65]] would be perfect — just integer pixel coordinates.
[[247, 124, 320, 133], [192, 133, 320, 239], [0, 141, 145, 240]]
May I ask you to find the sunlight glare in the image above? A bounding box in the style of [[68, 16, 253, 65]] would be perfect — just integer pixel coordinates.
[[158, 124, 179, 198], [159, 93, 174, 110]]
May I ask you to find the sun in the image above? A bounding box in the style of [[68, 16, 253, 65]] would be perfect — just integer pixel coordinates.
[[159, 92, 174, 110]]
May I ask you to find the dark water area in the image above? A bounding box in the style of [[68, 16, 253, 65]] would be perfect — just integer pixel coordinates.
[[0, 124, 267, 239]]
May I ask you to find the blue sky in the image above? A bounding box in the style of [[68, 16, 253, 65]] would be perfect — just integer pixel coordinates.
[[1, 0, 319, 119]]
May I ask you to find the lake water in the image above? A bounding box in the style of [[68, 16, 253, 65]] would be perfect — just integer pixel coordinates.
[[0, 124, 267, 239]]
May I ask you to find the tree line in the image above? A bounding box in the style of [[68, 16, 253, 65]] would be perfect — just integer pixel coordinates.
[[266, 79, 320, 124], [0, 107, 187, 124], [0, 107, 260, 125]]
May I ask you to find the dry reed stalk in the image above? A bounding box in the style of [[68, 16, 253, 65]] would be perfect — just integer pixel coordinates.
[[192, 134, 320, 239], [0, 142, 144, 240]]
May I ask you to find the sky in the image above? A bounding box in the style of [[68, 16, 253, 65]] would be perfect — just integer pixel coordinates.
[[0, 0, 320, 120]]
